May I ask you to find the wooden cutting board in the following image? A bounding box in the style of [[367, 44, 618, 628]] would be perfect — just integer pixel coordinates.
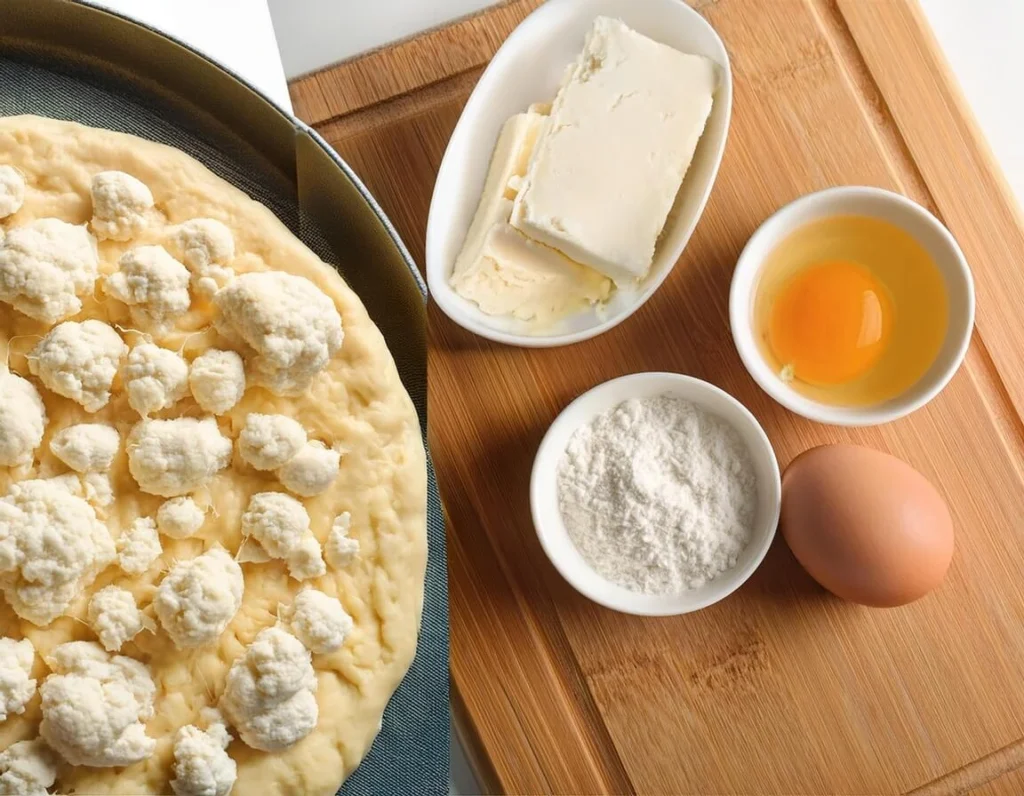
[[290, 1, 1024, 793]]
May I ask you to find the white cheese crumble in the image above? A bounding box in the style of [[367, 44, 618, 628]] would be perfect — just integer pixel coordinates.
[[213, 271, 343, 396], [87, 586, 151, 652], [171, 716, 237, 796], [237, 413, 306, 472], [0, 218, 100, 324], [47, 471, 116, 509], [156, 496, 206, 539], [39, 641, 156, 767], [154, 546, 243, 649], [0, 368, 46, 468], [239, 492, 325, 581], [286, 534, 327, 582], [117, 517, 162, 575], [28, 320, 127, 413], [0, 479, 116, 625], [90, 170, 154, 242], [49, 423, 120, 473], [127, 418, 232, 497], [219, 627, 318, 752], [325, 511, 359, 569], [173, 218, 236, 299], [105, 245, 192, 333], [283, 589, 353, 654], [0, 738, 58, 796], [122, 343, 190, 417], [0, 165, 26, 219], [277, 441, 341, 498], [188, 349, 246, 415], [0, 637, 36, 722]]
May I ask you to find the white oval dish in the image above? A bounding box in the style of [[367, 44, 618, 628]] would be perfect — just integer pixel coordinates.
[[730, 186, 976, 427], [531, 373, 781, 616], [426, 0, 733, 347]]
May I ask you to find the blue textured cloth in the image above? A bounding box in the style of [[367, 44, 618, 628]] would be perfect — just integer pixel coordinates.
[[1, 20, 448, 795]]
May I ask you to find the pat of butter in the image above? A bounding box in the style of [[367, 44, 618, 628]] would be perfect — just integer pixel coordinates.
[[451, 112, 546, 283], [452, 212, 611, 323], [451, 112, 612, 324], [510, 17, 717, 286]]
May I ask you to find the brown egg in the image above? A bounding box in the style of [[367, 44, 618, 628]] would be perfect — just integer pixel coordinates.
[[781, 444, 954, 607]]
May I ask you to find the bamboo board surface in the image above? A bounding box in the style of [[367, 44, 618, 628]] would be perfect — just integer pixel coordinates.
[[290, 1, 1024, 793]]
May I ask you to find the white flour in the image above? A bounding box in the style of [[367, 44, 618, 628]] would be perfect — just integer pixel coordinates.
[[557, 395, 757, 595]]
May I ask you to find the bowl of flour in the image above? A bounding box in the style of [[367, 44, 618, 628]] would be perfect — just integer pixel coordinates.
[[531, 372, 781, 615]]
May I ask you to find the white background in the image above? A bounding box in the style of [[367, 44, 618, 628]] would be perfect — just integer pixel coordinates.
[[89, 1, 1024, 794], [89, 0, 293, 110], [266, 0, 498, 79]]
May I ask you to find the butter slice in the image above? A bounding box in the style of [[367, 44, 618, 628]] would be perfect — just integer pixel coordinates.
[[452, 214, 611, 323], [510, 17, 717, 286], [452, 112, 546, 283], [451, 112, 612, 324]]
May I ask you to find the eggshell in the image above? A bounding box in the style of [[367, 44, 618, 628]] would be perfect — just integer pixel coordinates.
[[781, 444, 953, 607]]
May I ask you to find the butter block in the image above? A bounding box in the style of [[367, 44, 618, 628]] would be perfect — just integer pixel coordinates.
[[451, 111, 612, 324], [452, 112, 546, 283], [510, 17, 717, 286]]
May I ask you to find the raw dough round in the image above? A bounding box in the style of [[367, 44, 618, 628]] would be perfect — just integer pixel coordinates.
[[0, 116, 427, 796]]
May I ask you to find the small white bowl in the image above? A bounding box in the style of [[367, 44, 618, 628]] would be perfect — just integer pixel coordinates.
[[730, 186, 976, 427], [530, 373, 781, 616], [426, 0, 732, 347]]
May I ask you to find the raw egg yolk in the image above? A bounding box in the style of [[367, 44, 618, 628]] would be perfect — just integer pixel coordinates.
[[768, 260, 893, 385]]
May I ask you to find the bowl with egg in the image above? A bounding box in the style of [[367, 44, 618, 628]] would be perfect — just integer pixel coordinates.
[[730, 186, 975, 426], [531, 373, 781, 616], [427, 0, 732, 347]]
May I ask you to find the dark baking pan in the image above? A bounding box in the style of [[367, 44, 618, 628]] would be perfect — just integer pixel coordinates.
[[0, 2, 447, 794]]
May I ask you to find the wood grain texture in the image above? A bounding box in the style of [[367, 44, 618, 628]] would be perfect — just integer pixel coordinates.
[[907, 738, 1024, 796], [292, 0, 1024, 792], [968, 766, 1024, 796]]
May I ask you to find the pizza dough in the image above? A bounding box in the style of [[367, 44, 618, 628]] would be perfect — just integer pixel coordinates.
[[0, 116, 428, 795]]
